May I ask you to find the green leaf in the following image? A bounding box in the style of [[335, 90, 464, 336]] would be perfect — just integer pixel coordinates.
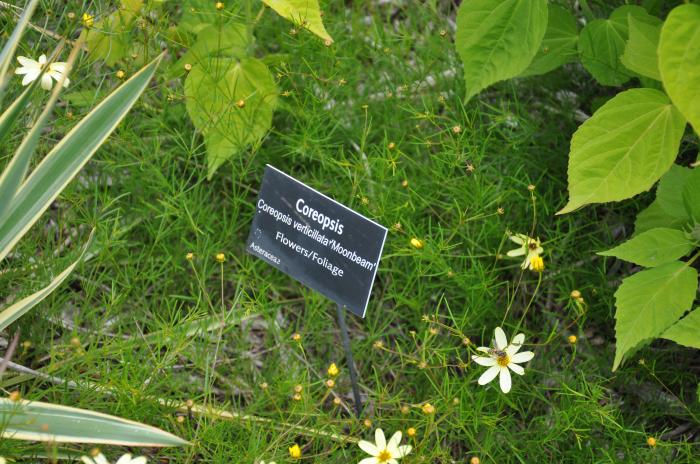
[[578, 5, 647, 86], [682, 167, 700, 223], [0, 398, 188, 446], [620, 13, 662, 80], [521, 4, 578, 77], [661, 308, 700, 349], [83, 0, 143, 66], [599, 228, 694, 267], [0, 0, 39, 103], [0, 55, 163, 262], [184, 58, 277, 178], [659, 4, 700, 135], [455, 0, 548, 101], [261, 0, 333, 43], [558, 88, 685, 214], [171, 23, 249, 78], [0, 231, 94, 332], [635, 165, 693, 234], [613, 261, 697, 370]]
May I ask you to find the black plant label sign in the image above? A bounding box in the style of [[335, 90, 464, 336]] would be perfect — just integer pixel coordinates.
[[246, 165, 388, 317]]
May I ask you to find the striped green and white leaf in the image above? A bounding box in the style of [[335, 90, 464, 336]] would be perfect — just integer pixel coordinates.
[[0, 230, 94, 332], [0, 53, 163, 262], [0, 399, 188, 446]]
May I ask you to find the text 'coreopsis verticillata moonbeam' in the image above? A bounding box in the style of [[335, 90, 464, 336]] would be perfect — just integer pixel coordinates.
[[15, 54, 69, 90], [472, 327, 534, 393], [358, 428, 412, 464]]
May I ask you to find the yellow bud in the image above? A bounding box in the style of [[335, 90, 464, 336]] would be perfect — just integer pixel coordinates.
[[646, 436, 657, 447], [452, 125, 462, 134], [116, 70, 126, 79], [333, 397, 342, 405], [462, 337, 471, 346], [568, 335, 577, 345], [410, 238, 424, 249], [407, 427, 416, 437], [294, 384, 303, 393], [176, 415, 185, 423], [292, 393, 302, 401], [292, 333, 301, 342], [387, 142, 396, 150], [400, 405, 410, 414], [373, 340, 384, 349], [421, 403, 435, 414], [401, 179, 409, 188], [215, 2, 225, 10], [67, 12, 76, 20], [325, 379, 335, 388], [260, 382, 268, 390], [9, 391, 21, 402], [327, 363, 339, 377], [185, 399, 194, 408], [184, 63, 192, 72], [289, 444, 302, 458], [470, 457, 481, 464], [215, 252, 226, 263], [186, 252, 194, 260], [363, 418, 372, 428], [82, 12, 94, 27], [236, 99, 246, 108], [497, 207, 505, 215], [527, 184, 536, 191]]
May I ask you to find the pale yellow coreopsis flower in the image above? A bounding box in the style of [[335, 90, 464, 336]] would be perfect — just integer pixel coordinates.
[[15, 54, 69, 90], [358, 428, 412, 464], [472, 327, 534, 393], [506, 233, 543, 270]]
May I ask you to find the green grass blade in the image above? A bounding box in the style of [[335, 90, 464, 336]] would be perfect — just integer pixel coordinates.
[[0, 229, 94, 332], [0, 398, 189, 446], [0, 53, 163, 262], [0, 0, 40, 104]]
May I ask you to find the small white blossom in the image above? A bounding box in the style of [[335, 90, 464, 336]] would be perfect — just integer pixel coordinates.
[[472, 327, 534, 393], [81, 453, 147, 464], [358, 428, 412, 464], [506, 233, 543, 270], [15, 54, 69, 90]]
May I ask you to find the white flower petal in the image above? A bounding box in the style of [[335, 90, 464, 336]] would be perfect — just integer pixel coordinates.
[[49, 62, 67, 73], [508, 362, 525, 375], [38, 54, 47, 65], [395, 445, 412, 458], [506, 248, 526, 257], [94, 455, 109, 464], [359, 440, 379, 456], [520, 257, 530, 269], [477, 365, 500, 385], [494, 327, 507, 350], [375, 428, 386, 450], [359, 458, 379, 464], [21, 70, 39, 85], [507, 333, 525, 355], [511, 351, 534, 364], [476, 346, 490, 353], [15, 66, 32, 75], [499, 366, 512, 393], [17, 56, 38, 67], [387, 430, 402, 453], [80, 458, 95, 464], [115, 454, 132, 464], [472, 355, 496, 367], [41, 73, 53, 90], [388, 459, 399, 464], [129, 457, 147, 464]]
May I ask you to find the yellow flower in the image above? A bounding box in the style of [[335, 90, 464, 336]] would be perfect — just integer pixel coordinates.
[[82, 12, 94, 27], [186, 252, 194, 260], [292, 333, 301, 342], [116, 70, 126, 79], [507, 233, 543, 270], [289, 444, 302, 459], [215, 253, 226, 263], [570, 289, 581, 299], [215, 2, 225, 10], [530, 255, 544, 273], [410, 238, 424, 249], [421, 403, 435, 414], [646, 436, 657, 447], [407, 427, 416, 437], [567, 335, 577, 345], [327, 363, 339, 377]]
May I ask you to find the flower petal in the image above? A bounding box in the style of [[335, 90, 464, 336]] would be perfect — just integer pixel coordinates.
[[359, 440, 378, 456], [499, 366, 512, 393], [494, 327, 507, 350], [387, 430, 402, 453], [116, 454, 132, 464], [396, 445, 412, 458], [41, 73, 53, 90], [21, 70, 39, 85], [38, 54, 47, 65], [49, 62, 67, 73], [476, 346, 490, 353], [507, 333, 525, 355], [477, 365, 500, 385], [375, 428, 386, 450], [94, 455, 109, 464], [80, 458, 95, 464], [472, 355, 496, 367], [509, 234, 525, 245], [130, 458, 147, 464], [359, 458, 379, 464], [17, 56, 38, 67], [506, 248, 526, 257], [511, 351, 534, 364], [508, 362, 525, 375]]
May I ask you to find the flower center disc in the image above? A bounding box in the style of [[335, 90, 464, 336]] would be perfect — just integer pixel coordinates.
[[528, 242, 538, 250], [378, 449, 392, 462], [496, 354, 510, 367]]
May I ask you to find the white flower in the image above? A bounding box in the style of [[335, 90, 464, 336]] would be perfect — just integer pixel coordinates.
[[358, 428, 412, 464], [0, 457, 6, 464], [15, 54, 70, 90], [81, 453, 147, 464], [506, 233, 543, 270], [472, 327, 534, 393]]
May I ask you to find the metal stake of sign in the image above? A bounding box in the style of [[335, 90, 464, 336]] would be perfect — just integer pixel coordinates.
[[336, 304, 362, 417]]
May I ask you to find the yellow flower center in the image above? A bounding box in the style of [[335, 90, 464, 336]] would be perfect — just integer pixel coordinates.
[[377, 449, 393, 463], [496, 354, 510, 367]]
